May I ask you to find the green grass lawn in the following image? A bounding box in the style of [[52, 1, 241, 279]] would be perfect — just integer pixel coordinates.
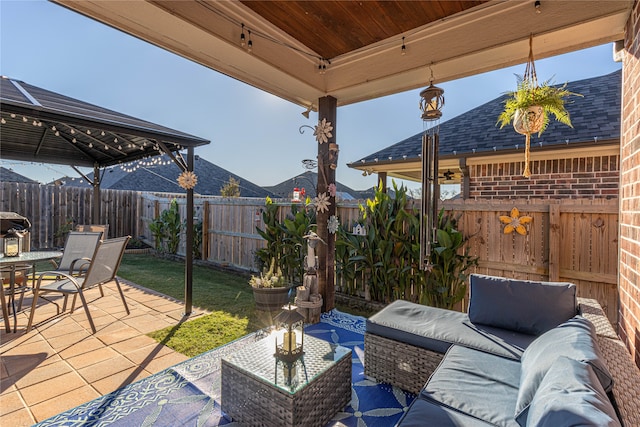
[[117, 253, 376, 357]]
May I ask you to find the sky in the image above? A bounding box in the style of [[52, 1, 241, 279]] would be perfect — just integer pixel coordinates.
[[0, 1, 623, 192]]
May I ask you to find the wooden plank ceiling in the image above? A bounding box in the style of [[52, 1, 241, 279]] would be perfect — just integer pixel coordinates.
[[54, 1, 632, 108], [239, 1, 487, 59]]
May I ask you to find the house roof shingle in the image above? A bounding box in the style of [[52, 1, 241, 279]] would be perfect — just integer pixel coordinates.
[[58, 156, 274, 198], [349, 69, 621, 167]]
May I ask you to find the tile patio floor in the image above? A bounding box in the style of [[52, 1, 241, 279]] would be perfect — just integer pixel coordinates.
[[0, 278, 207, 426]]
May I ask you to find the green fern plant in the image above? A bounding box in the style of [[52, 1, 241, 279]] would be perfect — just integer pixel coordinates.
[[497, 75, 581, 135]]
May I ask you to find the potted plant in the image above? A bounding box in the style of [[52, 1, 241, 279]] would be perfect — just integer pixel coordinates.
[[250, 258, 292, 311], [496, 35, 581, 177], [497, 75, 580, 136]]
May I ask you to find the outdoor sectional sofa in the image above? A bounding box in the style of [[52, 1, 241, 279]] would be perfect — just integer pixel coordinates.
[[365, 273, 640, 427]]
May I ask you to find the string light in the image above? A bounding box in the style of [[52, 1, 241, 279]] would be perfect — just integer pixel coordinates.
[[240, 23, 246, 46], [401, 36, 406, 55], [247, 30, 253, 53]]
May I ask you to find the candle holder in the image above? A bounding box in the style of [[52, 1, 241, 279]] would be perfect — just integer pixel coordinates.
[[274, 304, 305, 385]]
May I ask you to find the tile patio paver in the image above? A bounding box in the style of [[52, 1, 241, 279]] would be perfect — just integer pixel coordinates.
[[0, 278, 207, 425]]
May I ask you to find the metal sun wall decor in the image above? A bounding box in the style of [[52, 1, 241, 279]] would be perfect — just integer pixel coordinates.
[[177, 170, 198, 190], [499, 207, 532, 235], [419, 69, 445, 271]]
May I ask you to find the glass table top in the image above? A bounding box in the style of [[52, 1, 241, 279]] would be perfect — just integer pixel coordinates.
[[222, 333, 351, 394]]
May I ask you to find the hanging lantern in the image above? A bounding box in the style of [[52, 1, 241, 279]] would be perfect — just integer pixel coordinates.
[[419, 70, 444, 271], [3, 228, 23, 257], [419, 83, 445, 121]]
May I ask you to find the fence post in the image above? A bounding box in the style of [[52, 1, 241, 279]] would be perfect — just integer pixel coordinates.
[[548, 203, 560, 281], [203, 201, 210, 260]]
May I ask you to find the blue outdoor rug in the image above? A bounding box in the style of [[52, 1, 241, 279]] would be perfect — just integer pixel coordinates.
[[35, 310, 415, 426]]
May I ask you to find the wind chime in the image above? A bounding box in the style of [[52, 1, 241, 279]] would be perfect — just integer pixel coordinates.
[[419, 69, 445, 271]]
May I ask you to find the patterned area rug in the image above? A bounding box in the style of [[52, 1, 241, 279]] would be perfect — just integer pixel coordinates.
[[36, 310, 415, 426]]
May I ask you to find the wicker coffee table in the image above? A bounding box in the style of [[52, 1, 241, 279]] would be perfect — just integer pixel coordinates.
[[221, 334, 352, 426]]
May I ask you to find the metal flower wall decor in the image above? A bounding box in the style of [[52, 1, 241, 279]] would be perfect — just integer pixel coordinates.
[[328, 215, 340, 234], [499, 207, 532, 235], [177, 171, 198, 190], [314, 118, 333, 144], [314, 192, 331, 213]]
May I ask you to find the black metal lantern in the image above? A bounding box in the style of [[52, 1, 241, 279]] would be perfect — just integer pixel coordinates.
[[274, 304, 305, 363], [419, 83, 445, 121], [274, 304, 305, 386], [3, 228, 22, 257]]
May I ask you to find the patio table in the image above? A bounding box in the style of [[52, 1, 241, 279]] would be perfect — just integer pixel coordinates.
[[221, 334, 352, 426], [0, 251, 62, 332]]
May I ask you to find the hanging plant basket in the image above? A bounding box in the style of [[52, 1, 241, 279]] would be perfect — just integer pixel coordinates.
[[497, 34, 582, 178], [513, 105, 545, 135]]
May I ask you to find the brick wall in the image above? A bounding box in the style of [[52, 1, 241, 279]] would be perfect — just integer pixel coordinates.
[[619, 0, 640, 367], [467, 155, 620, 199]]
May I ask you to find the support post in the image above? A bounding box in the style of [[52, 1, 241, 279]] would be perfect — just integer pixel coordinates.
[[378, 172, 387, 193], [317, 96, 337, 311], [184, 147, 194, 315], [92, 163, 100, 224]]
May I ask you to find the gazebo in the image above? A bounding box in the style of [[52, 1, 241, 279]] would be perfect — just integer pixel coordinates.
[[0, 76, 210, 314], [31, 0, 640, 364]]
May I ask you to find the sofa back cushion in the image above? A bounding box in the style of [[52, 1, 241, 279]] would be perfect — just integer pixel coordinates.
[[468, 274, 577, 335], [515, 316, 614, 423], [519, 356, 620, 427]]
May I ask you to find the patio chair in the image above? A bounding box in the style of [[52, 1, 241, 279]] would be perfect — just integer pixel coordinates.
[[47, 231, 103, 279], [26, 236, 131, 333]]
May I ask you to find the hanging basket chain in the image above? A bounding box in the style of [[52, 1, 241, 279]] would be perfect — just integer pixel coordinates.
[[522, 33, 536, 178], [523, 34, 538, 90]]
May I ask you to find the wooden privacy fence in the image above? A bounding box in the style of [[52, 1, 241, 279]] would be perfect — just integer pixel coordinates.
[[442, 198, 619, 322], [1, 184, 619, 321], [0, 182, 140, 248]]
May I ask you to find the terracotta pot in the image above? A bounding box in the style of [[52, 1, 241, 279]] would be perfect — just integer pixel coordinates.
[[252, 285, 292, 311], [513, 106, 544, 135]]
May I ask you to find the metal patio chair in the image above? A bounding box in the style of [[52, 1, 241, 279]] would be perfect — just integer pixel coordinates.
[[47, 231, 103, 279], [27, 236, 131, 333]]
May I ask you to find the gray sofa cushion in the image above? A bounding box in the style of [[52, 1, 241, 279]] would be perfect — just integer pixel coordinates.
[[366, 299, 537, 360], [468, 274, 577, 335], [518, 357, 621, 427], [397, 396, 495, 427], [515, 316, 614, 421], [421, 345, 521, 427]]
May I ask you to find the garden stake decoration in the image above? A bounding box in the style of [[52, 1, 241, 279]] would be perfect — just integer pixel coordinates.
[[497, 34, 581, 177]]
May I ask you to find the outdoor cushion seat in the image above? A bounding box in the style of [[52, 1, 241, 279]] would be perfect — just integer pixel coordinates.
[[366, 274, 628, 427], [366, 299, 537, 360], [395, 396, 495, 427], [420, 345, 521, 427]]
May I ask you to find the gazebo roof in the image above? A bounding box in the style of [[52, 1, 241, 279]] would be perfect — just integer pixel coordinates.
[[0, 76, 209, 169]]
